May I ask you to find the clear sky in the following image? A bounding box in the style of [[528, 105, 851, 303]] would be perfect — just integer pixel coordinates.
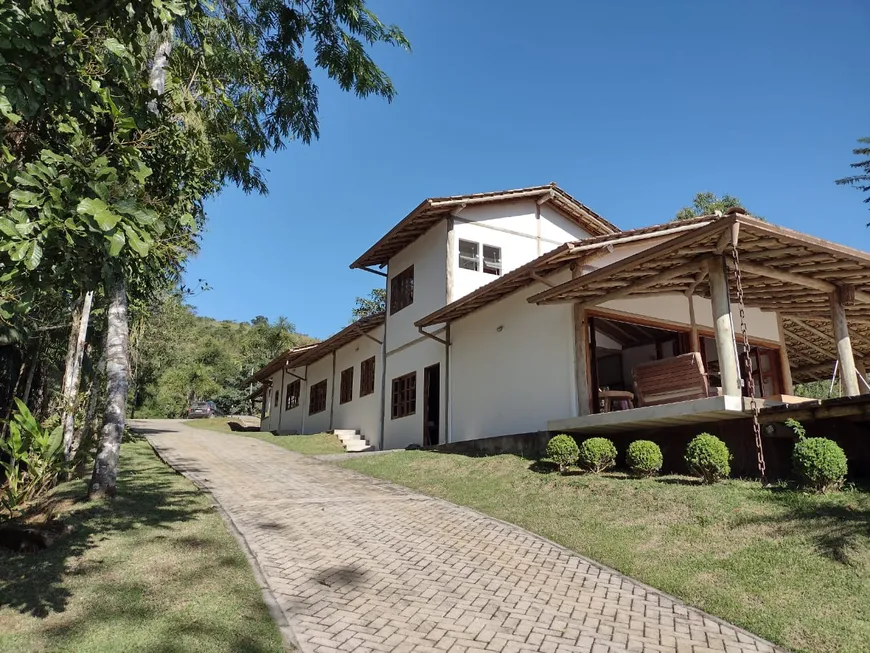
[[183, 0, 869, 339]]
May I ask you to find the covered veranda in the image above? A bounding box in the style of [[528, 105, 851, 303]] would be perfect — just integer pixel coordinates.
[[530, 210, 870, 433]]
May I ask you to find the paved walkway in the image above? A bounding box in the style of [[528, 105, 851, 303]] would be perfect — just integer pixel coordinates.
[[141, 420, 785, 653]]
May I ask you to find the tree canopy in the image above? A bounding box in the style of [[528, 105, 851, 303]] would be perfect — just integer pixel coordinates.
[[835, 137, 870, 215], [351, 288, 386, 321], [674, 192, 749, 221]]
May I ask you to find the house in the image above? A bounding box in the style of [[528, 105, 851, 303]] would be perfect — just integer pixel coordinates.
[[247, 183, 870, 460]]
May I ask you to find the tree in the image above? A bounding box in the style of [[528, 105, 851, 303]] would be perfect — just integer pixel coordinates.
[[674, 192, 748, 220], [1, 0, 409, 497], [351, 288, 386, 321], [835, 137, 870, 214]]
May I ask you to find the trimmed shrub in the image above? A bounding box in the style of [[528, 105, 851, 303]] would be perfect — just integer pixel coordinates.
[[685, 433, 731, 483], [578, 437, 617, 474], [546, 434, 579, 474], [793, 437, 848, 492], [626, 440, 663, 477]]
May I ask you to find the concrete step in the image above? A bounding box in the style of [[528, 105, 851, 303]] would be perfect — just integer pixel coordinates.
[[330, 429, 358, 437], [344, 439, 373, 452]]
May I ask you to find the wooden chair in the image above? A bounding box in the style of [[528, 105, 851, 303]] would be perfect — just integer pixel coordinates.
[[632, 352, 716, 407]]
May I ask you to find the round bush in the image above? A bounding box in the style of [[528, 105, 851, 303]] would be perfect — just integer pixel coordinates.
[[546, 434, 579, 474], [685, 433, 731, 483], [793, 437, 847, 492], [626, 440, 663, 477], [578, 437, 617, 474]]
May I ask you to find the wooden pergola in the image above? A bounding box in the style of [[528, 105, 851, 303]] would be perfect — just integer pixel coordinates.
[[528, 210, 870, 405]]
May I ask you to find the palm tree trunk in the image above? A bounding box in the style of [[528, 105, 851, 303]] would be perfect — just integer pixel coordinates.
[[89, 274, 129, 499], [62, 291, 93, 460], [21, 339, 40, 407]]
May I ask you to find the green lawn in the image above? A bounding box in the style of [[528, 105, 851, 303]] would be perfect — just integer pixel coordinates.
[[0, 439, 286, 653], [183, 418, 345, 455], [340, 450, 870, 653]]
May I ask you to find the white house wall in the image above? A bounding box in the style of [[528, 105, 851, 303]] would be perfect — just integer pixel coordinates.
[[383, 336, 446, 450], [449, 272, 576, 443], [267, 365, 307, 435], [601, 295, 781, 343], [332, 325, 385, 441], [453, 201, 591, 299], [302, 354, 335, 435], [386, 221, 448, 351]]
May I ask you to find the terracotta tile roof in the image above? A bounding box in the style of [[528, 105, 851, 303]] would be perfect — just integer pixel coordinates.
[[415, 216, 716, 328], [351, 183, 619, 270]]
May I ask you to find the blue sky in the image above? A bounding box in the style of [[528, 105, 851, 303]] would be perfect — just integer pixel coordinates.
[[183, 0, 869, 339]]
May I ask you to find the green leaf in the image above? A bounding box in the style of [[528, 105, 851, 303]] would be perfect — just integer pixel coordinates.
[[106, 230, 125, 256], [0, 218, 18, 237], [24, 241, 42, 270], [122, 224, 150, 257], [115, 200, 157, 226], [0, 94, 21, 124], [179, 212, 196, 228], [104, 38, 129, 59], [8, 241, 30, 262], [77, 198, 121, 231], [14, 171, 41, 188], [9, 189, 41, 208]]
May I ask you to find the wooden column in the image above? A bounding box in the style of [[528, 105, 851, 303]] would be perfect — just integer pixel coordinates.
[[856, 359, 870, 395], [687, 294, 700, 353], [445, 215, 456, 304], [707, 256, 741, 397], [830, 290, 860, 397], [775, 313, 794, 395], [573, 303, 591, 416]]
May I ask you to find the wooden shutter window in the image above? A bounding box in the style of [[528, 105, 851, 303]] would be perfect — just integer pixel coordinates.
[[340, 367, 354, 404], [359, 356, 376, 397], [308, 380, 327, 415], [285, 379, 301, 410], [389, 265, 414, 315], [391, 372, 417, 419]]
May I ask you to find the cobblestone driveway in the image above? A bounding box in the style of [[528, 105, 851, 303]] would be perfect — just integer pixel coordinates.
[[143, 421, 785, 653]]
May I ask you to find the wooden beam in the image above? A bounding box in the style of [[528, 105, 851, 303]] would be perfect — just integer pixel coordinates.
[[714, 222, 740, 254], [530, 218, 732, 304], [856, 359, 870, 395], [688, 295, 700, 353], [707, 256, 742, 397], [530, 271, 557, 288], [830, 291, 860, 396], [574, 304, 592, 416], [775, 313, 794, 394], [445, 215, 455, 304], [729, 259, 870, 304], [577, 258, 708, 309]]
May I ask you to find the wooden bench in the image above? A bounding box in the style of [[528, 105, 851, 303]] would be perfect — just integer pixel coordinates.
[[632, 352, 716, 407]]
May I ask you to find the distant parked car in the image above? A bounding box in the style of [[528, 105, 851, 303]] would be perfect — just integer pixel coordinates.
[[187, 401, 221, 419]]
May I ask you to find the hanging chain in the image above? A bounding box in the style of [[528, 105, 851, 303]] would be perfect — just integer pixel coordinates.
[[730, 245, 767, 482]]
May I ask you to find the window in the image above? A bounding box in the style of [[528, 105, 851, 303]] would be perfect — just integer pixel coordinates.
[[391, 372, 416, 419], [360, 356, 376, 397], [340, 367, 354, 404], [274, 386, 280, 407], [458, 239, 479, 271], [483, 244, 502, 276], [390, 265, 414, 314], [309, 380, 327, 415], [285, 380, 301, 410]]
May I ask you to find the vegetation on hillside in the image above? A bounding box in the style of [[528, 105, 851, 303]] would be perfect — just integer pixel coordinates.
[[131, 293, 314, 418]]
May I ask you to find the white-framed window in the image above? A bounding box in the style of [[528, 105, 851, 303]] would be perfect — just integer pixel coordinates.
[[458, 239, 501, 276], [483, 244, 502, 276], [458, 239, 479, 271]]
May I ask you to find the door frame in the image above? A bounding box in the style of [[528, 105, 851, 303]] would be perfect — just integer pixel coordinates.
[[423, 363, 440, 446]]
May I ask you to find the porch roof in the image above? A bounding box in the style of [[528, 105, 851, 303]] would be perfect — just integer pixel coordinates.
[[527, 211, 870, 382], [244, 344, 319, 385], [350, 183, 618, 269]]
